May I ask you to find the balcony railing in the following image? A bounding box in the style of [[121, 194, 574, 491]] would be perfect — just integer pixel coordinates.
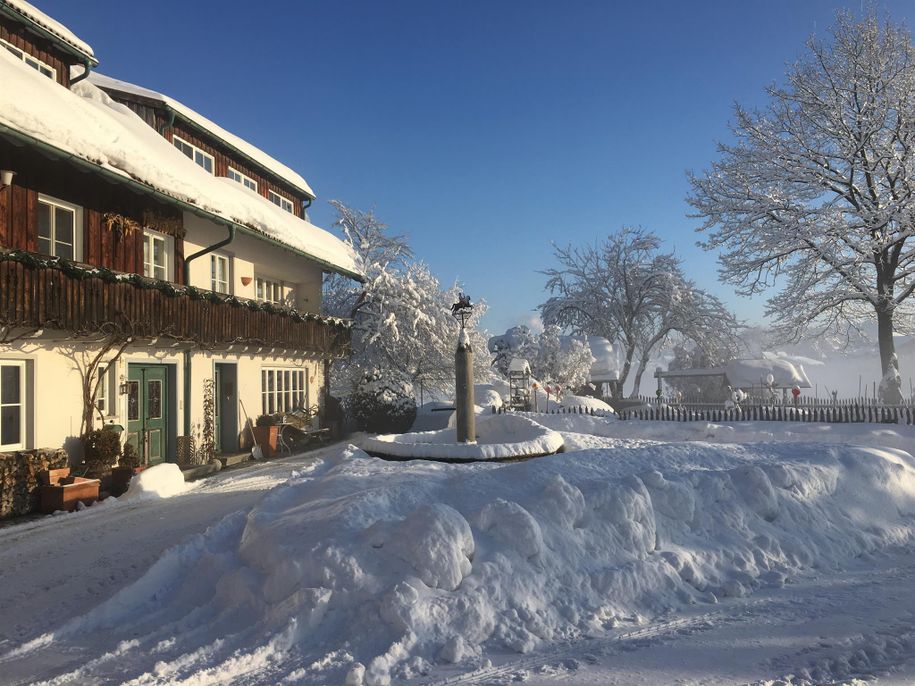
[[0, 251, 351, 357]]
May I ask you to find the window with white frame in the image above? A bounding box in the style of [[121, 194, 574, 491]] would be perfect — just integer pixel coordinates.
[[142, 230, 171, 280], [95, 365, 117, 416], [173, 136, 215, 174], [37, 195, 81, 260], [261, 368, 308, 415], [228, 167, 258, 192], [268, 190, 294, 214], [210, 253, 230, 294], [255, 277, 283, 305], [0, 361, 25, 450], [1, 38, 55, 79]]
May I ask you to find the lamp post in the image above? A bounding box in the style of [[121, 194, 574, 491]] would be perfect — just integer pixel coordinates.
[[450, 293, 475, 443]]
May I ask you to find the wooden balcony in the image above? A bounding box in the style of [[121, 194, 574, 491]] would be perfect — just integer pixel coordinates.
[[0, 251, 350, 357]]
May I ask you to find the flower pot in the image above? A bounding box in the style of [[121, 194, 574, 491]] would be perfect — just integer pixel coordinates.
[[252, 425, 279, 458]]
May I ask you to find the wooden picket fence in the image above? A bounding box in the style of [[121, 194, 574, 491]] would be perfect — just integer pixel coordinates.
[[618, 403, 913, 425]]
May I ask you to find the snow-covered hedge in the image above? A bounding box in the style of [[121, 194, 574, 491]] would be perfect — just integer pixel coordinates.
[[350, 369, 417, 434]]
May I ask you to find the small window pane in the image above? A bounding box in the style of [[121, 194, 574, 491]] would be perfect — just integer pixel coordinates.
[[1, 366, 20, 404], [38, 204, 51, 241], [1, 406, 20, 446], [127, 381, 139, 420], [147, 380, 161, 419]]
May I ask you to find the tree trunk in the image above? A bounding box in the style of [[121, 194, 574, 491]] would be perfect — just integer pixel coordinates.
[[876, 307, 903, 404], [629, 355, 651, 398], [616, 339, 636, 398]]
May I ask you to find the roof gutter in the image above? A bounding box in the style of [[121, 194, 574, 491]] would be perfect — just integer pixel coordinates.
[[0, 122, 365, 282], [0, 3, 98, 67], [69, 58, 92, 87]]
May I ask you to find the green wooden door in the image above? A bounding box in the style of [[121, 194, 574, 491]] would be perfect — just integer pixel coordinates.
[[126, 365, 168, 465], [214, 367, 222, 453]]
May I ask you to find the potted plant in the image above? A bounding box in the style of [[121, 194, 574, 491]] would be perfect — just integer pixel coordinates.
[[111, 441, 144, 496], [82, 427, 122, 479], [252, 414, 280, 458]]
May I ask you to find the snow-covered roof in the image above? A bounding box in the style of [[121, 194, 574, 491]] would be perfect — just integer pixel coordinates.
[[88, 72, 315, 199], [508, 358, 531, 374], [0, 0, 96, 64], [0, 51, 360, 279], [724, 358, 812, 389]]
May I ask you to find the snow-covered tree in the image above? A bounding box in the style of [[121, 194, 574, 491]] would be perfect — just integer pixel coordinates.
[[532, 325, 594, 390], [325, 201, 492, 396], [688, 12, 915, 403], [323, 200, 413, 320], [540, 228, 740, 397], [488, 325, 539, 376]]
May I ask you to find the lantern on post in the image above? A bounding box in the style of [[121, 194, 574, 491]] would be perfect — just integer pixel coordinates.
[[450, 294, 475, 443]]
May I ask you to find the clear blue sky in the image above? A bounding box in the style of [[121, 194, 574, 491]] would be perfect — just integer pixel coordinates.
[[38, 0, 915, 334]]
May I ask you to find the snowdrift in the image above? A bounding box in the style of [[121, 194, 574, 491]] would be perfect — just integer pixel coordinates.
[[8, 437, 915, 685], [364, 413, 564, 461]]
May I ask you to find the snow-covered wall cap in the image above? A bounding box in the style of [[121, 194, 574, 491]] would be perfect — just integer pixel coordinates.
[[88, 72, 314, 199], [0, 51, 360, 279], [0, 0, 96, 64], [724, 358, 812, 389]]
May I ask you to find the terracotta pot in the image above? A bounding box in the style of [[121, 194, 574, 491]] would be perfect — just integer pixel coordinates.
[[252, 425, 279, 458]]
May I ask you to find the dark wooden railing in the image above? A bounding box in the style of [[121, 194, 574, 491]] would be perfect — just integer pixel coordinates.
[[0, 252, 350, 356]]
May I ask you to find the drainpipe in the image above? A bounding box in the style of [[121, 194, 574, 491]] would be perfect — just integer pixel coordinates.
[[159, 106, 176, 136], [69, 59, 92, 87], [182, 224, 236, 436], [183, 349, 192, 436]]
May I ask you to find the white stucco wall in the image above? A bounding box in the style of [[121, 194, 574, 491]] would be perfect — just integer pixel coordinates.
[[183, 213, 324, 313], [0, 339, 326, 461]]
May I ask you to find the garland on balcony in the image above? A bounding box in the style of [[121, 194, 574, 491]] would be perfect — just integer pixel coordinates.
[[0, 250, 352, 329]]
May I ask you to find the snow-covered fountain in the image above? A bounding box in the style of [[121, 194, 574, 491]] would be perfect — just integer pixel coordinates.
[[364, 295, 565, 462]]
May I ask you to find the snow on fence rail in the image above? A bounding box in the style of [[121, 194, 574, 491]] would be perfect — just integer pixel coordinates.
[[633, 394, 915, 407], [493, 405, 611, 417], [618, 403, 914, 424]]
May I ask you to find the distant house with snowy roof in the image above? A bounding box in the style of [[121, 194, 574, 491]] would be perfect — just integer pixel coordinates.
[[0, 0, 362, 469]]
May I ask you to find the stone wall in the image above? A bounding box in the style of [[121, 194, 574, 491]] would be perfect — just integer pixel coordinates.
[[0, 449, 69, 518]]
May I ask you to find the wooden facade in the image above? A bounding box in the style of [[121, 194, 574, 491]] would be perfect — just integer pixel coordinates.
[[0, 256, 350, 356], [0, 15, 74, 88], [0, 139, 187, 283], [105, 92, 306, 217]]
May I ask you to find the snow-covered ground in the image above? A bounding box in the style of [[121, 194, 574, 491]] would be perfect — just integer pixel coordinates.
[[1, 420, 915, 685]]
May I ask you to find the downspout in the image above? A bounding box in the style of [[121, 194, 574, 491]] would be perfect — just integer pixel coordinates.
[[159, 106, 176, 136], [69, 59, 92, 87], [182, 224, 236, 436]]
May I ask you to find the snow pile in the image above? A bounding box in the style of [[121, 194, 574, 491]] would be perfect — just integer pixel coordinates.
[[0, 51, 359, 278], [473, 383, 503, 410], [725, 358, 811, 389], [560, 393, 614, 412], [11, 438, 915, 685], [120, 463, 190, 501], [364, 413, 564, 461]]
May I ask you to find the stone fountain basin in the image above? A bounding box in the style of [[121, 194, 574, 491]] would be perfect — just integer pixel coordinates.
[[362, 414, 564, 462]]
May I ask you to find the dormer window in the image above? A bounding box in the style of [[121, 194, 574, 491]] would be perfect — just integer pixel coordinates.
[[228, 167, 257, 192], [268, 190, 294, 214], [1, 39, 55, 79], [173, 136, 214, 174]]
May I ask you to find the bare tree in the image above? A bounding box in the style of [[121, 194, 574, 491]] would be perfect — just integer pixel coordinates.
[[540, 228, 740, 397], [688, 12, 915, 402]]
